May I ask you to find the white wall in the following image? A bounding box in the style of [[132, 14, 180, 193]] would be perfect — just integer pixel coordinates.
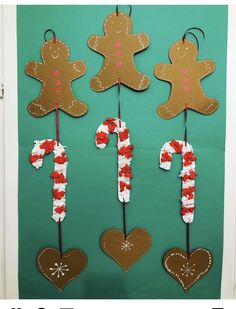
[[0, 4, 6, 299], [220, 5, 236, 299]]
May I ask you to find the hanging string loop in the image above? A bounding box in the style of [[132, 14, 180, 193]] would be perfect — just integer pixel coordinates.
[[184, 103, 188, 145], [44, 29, 57, 43], [116, 5, 132, 17], [182, 27, 205, 50]]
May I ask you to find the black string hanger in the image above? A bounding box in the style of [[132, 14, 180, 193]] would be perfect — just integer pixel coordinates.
[[44, 28, 57, 43], [181, 27, 205, 258], [44, 28, 63, 256], [115, 5, 132, 240], [116, 5, 132, 17], [182, 27, 205, 50]]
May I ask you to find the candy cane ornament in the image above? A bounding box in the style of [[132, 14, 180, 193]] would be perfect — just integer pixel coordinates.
[[29, 139, 68, 222], [159, 140, 197, 223], [95, 117, 133, 203]]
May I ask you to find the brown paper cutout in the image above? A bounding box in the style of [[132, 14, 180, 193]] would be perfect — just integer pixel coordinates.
[[154, 39, 218, 119], [37, 247, 87, 292], [163, 247, 213, 291], [88, 12, 150, 92], [26, 39, 88, 117], [101, 228, 151, 272]]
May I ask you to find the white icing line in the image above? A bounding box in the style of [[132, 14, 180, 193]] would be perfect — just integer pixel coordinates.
[[164, 248, 213, 290]]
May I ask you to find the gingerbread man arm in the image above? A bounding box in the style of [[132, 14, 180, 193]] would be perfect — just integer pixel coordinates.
[[88, 35, 108, 55], [68, 61, 87, 80], [25, 62, 45, 81], [130, 33, 149, 52], [154, 64, 173, 82], [196, 60, 216, 79]]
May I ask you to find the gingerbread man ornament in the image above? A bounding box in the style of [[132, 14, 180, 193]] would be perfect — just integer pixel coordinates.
[[88, 12, 150, 91], [26, 39, 88, 117], [154, 39, 218, 119]]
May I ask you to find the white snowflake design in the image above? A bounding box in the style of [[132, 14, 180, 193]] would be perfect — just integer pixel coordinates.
[[121, 240, 134, 252], [180, 262, 196, 277], [49, 262, 69, 278]]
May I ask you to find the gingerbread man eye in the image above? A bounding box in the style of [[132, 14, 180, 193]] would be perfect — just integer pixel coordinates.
[[186, 47, 189, 50], [177, 47, 180, 50]]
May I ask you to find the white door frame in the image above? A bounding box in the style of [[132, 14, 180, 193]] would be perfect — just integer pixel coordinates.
[[0, 4, 235, 299], [2, 5, 18, 299], [220, 4, 236, 299]]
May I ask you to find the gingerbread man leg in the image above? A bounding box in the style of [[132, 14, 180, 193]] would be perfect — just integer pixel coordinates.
[[157, 98, 184, 119], [60, 91, 88, 117], [90, 64, 118, 92], [122, 69, 150, 91], [28, 96, 55, 117], [190, 95, 218, 115]]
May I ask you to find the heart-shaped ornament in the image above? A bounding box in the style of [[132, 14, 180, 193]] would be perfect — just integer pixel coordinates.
[[101, 228, 151, 272], [163, 247, 213, 291], [37, 247, 87, 292]]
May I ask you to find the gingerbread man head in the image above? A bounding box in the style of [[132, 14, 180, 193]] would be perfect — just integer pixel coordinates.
[[41, 40, 69, 63], [104, 12, 132, 36], [169, 39, 198, 63]]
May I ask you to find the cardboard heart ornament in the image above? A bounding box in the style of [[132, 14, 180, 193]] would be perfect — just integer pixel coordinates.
[[163, 247, 213, 291], [101, 228, 151, 272], [37, 247, 87, 291]]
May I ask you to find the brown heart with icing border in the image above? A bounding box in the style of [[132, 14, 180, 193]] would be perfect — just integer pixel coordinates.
[[101, 228, 152, 272], [163, 247, 213, 291], [37, 247, 87, 292]]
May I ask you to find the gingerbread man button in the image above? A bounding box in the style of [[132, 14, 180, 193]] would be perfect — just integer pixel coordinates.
[[26, 39, 88, 117], [154, 39, 218, 119], [88, 12, 150, 91]]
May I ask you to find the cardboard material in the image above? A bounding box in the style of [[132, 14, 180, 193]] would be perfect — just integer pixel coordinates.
[[101, 228, 151, 272], [37, 248, 87, 292], [88, 12, 150, 91], [26, 39, 88, 117], [154, 39, 218, 119], [163, 247, 213, 291]]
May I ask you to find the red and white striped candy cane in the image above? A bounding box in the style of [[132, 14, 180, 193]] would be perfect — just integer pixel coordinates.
[[95, 118, 133, 203], [29, 139, 68, 222], [159, 140, 197, 223]]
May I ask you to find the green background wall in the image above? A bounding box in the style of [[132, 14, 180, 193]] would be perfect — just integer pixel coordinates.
[[17, 5, 227, 299]]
